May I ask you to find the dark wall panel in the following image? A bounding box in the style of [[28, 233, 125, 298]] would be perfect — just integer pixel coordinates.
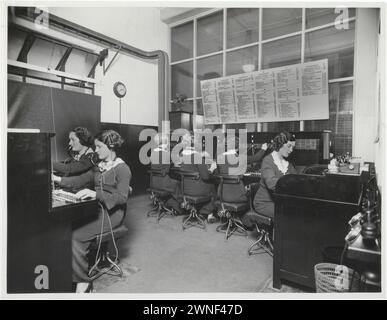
[[52, 89, 101, 161], [8, 80, 101, 162], [8, 80, 54, 132]]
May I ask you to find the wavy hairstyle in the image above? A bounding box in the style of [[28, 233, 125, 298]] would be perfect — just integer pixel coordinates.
[[72, 127, 94, 148], [270, 131, 296, 152], [94, 129, 124, 151]]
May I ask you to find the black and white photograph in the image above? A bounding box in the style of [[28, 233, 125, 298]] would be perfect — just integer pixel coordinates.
[[1, 0, 385, 301]]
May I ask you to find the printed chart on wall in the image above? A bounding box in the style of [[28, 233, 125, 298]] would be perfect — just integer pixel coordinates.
[[200, 59, 328, 125]]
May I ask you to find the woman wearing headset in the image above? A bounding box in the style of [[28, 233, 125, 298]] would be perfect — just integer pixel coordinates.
[[53, 127, 98, 177], [53, 130, 131, 293], [242, 131, 297, 229]]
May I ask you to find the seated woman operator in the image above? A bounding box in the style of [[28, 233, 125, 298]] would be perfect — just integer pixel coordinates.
[[150, 133, 181, 214], [211, 136, 267, 223], [52, 130, 131, 293], [53, 127, 98, 177], [178, 132, 218, 220], [217, 136, 248, 203], [242, 131, 297, 229]]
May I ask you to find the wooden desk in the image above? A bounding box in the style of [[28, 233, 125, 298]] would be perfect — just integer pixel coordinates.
[[273, 173, 362, 290], [7, 132, 98, 293]]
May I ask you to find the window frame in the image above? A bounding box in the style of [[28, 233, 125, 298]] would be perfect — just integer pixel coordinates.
[[169, 8, 356, 139], [169, 8, 357, 155]]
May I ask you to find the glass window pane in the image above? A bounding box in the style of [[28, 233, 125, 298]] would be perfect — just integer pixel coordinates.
[[262, 8, 302, 40], [25, 73, 62, 89], [226, 46, 258, 76], [171, 61, 193, 98], [197, 54, 222, 96], [266, 121, 300, 132], [195, 115, 205, 129], [227, 8, 259, 49], [65, 49, 99, 77], [8, 74, 23, 82], [27, 38, 69, 70], [171, 21, 193, 62], [304, 81, 353, 155], [170, 99, 193, 113], [306, 8, 356, 29], [63, 85, 91, 94], [262, 35, 301, 69], [197, 99, 203, 115], [305, 22, 355, 79], [197, 11, 223, 56], [181, 100, 193, 113], [8, 27, 27, 60]]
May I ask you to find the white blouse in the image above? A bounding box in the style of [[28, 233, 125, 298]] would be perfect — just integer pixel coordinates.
[[271, 151, 289, 175]]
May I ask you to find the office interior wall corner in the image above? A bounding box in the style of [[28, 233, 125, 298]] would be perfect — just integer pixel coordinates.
[[352, 8, 379, 163]]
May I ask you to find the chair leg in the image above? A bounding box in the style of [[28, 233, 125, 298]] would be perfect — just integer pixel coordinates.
[[248, 224, 273, 257], [157, 204, 176, 222], [217, 215, 248, 240], [182, 207, 206, 230], [89, 249, 124, 280], [106, 254, 123, 277], [216, 219, 229, 233], [247, 233, 264, 255], [147, 201, 160, 217]]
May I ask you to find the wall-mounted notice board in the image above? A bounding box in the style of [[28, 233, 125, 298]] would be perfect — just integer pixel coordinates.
[[200, 59, 328, 125]]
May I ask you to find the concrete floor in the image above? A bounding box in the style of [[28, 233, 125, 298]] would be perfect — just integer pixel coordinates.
[[94, 194, 276, 293]]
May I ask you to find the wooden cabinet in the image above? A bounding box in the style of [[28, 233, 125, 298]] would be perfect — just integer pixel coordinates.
[[7, 132, 97, 293], [273, 173, 362, 290]]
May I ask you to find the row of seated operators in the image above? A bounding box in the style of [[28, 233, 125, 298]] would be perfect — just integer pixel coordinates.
[[149, 131, 297, 227]]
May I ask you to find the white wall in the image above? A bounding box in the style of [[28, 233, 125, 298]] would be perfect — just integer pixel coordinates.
[[353, 9, 379, 163], [49, 6, 169, 126], [374, 8, 385, 194]]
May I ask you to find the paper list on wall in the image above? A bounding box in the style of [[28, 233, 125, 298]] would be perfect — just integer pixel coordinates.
[[253, 71, 276, 120], [201, 80, 220, 123], [233, 74, 256, 121], [200, 59, 328, 124], [275, 67, 300, 119], [301, 62, 328, 96], [216, 78, 237, 123]]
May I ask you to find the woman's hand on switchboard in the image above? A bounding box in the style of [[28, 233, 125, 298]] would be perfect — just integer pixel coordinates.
[[75, 188, 96, 200]]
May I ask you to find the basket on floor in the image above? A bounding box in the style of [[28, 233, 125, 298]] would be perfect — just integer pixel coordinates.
[[314, 263, 360, 293]]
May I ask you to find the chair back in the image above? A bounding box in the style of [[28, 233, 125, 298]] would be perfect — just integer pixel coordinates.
[[215, 174, 241, 202], [148, 167, 167, 189], [178, 170, 200, 201]]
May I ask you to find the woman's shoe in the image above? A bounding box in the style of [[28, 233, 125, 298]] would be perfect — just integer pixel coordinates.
[[207, 213, 217, 223], [76, 282, 94, 293]]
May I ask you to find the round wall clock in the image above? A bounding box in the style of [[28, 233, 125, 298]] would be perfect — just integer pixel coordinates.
[[113, 81, 127, 98]]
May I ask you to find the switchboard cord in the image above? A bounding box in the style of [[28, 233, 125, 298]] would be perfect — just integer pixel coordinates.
[[88, 170, 120, 280]]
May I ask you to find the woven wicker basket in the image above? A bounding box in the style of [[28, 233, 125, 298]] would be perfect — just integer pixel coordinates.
[[314, 263, 360, 293]]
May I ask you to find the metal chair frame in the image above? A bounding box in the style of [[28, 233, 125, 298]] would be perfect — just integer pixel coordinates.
[[147, 169, 176, 222], [88, 223, 129, 280], [215, 175, 248, 240], [247, 222, 274, 256], [179, 171, 207, 230], [246, 182, 274, 257]]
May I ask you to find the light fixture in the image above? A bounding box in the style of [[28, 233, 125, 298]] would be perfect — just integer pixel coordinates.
[[242, 64, 255, 73]]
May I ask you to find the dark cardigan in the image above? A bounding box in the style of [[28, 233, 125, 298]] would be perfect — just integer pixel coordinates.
[[53, 151, 97, 176], [253, 153, 297, 218], [59, 162, 132, 213]]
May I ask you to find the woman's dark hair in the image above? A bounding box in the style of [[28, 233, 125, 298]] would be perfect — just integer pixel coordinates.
[[94, 130, 124, 150], [271, 131, 296, 152], [72, 127, 94, 148]]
